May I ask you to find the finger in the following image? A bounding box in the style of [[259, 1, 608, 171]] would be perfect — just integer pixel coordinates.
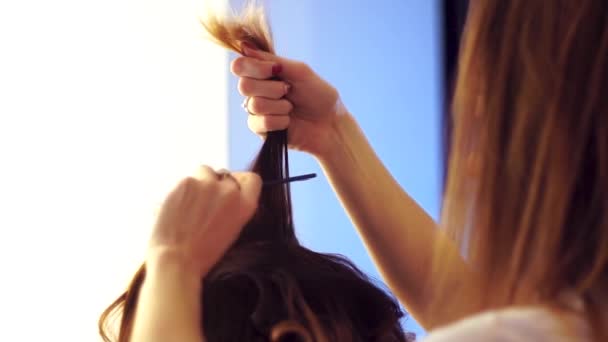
[[240, 45, 311, 80], [194, 165, 217, 182], [247, 114, 290, 134], [191, 172, 261, 276], [246, 97, 293, 116], [231, 56, 281, 79], [231, 172, 262, 219], [216, 168, 241, 190], [163, 171, 214, 218], [238, 77, 290, 99]]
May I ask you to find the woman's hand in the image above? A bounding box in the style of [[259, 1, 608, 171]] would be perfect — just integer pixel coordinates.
[[147, 166, 262, 277], [232, 43, 347, 156]]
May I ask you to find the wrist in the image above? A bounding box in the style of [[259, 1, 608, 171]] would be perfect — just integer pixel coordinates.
[[314, 107, 359, 165], [146, 248, 202, 287]]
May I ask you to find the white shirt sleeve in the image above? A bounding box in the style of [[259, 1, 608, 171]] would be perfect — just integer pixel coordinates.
[[421, 306, 589, 342]]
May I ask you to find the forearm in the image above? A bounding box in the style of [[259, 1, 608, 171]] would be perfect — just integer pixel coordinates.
[[316, 112, 471, 328], [130, 254, 204, 342]]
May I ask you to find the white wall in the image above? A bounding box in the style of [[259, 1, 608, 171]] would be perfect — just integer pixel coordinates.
[[0, 0, 228, 340]]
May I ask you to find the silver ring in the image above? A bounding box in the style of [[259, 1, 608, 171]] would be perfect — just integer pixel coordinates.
[[241, 97, 255, 115]]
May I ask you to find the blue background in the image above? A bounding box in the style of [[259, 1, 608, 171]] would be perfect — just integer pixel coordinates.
[[227, 1, 443, 337]]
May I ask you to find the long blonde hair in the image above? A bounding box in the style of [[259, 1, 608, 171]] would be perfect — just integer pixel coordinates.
[[436, 0, 608, 339]]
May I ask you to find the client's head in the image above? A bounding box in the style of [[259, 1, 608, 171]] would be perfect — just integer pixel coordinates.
[[204, 241, 411, 341], [99, 3, 414, 341], [100, 241, 412, 341]]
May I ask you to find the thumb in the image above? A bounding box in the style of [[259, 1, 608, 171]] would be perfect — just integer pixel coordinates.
[[231, 171, 262, 216]]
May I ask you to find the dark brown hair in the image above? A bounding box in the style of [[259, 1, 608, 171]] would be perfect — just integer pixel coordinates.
[[99, 3, 413, 341], [435, 0, 608, 340]]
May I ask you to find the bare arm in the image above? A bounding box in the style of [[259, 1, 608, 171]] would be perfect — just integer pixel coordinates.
[[129, 253, 204, 342], [317, 112, 474, 329], [126, 169, 260, 342], [229, 47, 475, 328]]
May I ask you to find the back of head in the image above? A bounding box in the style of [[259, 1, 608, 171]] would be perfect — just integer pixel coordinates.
[[204, 243, 408, 341], [98, 2, 412, 341], [438, 0, 608, 339]]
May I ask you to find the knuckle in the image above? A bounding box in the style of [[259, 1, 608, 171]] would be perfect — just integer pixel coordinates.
[[249, 97, 266, 114], [262, 115, 289, 131], [238, 78, 254, 95], [283, 100, 294, 113], [198, 175, 215, 186], [260, 116, 273, 126], [198, 164, 214, 174], [329, 85, 339, 98], [178, 176, 205, 195], [181, 176, 199, 188], [295, 61, 312, 74], [274, 82, 288, 98], [197, 168, 219, 188], [247, 114, 257, 129], [247, 115, 266, 134], [230, 58, 246, 75]]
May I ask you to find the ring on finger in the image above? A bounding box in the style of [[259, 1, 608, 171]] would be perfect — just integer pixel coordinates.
[[241, 97, 255, 116]]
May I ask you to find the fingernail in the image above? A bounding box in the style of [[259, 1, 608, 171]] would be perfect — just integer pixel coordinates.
[[272, 64, 283, 76], [284, 83, 291, 95]]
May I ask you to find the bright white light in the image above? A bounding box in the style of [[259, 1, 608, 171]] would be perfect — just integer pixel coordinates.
[[0, 0, 229, 340]]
